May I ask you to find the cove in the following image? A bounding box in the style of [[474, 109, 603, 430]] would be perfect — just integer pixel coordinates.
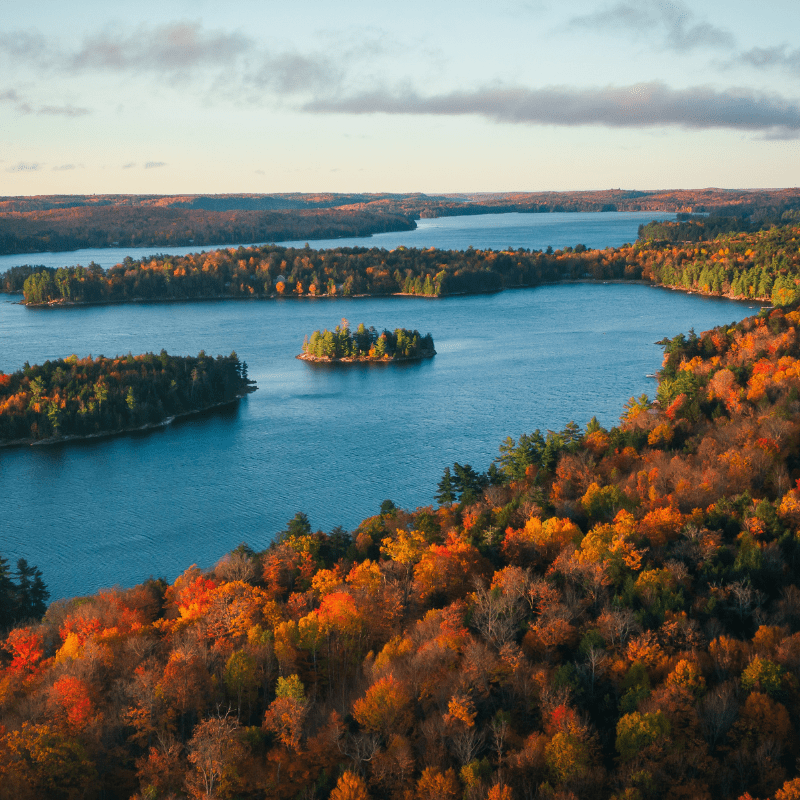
[[0, 283, 761, 601]]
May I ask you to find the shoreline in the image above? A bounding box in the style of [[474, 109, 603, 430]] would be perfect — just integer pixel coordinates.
[[0, 393, 252, 449], [296, 350, 436, 365], [17, 278, 771, 309]]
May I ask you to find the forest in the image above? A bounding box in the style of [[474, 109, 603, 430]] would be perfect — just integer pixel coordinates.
[[300, 321, 436, 362], [2, 188, 799, 256], [0, 351, 255, 445], [5, 303, 800, 799], [0, 204, 415, 256], [11, 219, 800, 308]]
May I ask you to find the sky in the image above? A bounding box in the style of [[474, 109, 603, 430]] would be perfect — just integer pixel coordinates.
[[1, 0, 799, 195]]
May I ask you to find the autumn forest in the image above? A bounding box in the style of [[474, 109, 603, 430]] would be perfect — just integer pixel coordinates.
[[4, 202, 800, 800], [2, 187, 799, 258], [5, 302, 800, 799], [0, 351, 255, 445], [6, 216, 800, 310]]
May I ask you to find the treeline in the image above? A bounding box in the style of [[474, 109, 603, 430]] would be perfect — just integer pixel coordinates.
[[639, 205, 800, 244], [17, 241, 641, 305], [301, 321, 435, 361], [0, 265, 50, 294], [0, 350, 255, 444], [0, 556, 48, 630], [12, 221, 800, 308], [7, 305, 800, 797], [5, 188, 800, 256], [632, 224, 800, 304], [0, 205, 415, 256]]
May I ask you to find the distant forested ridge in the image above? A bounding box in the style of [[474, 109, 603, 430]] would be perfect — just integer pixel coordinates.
[[2, 187, 799, 255], [0, 203, 415, 256], [6, 304, 800, 797], [300, 320, 436, 362], [0, 350, 255, 445]]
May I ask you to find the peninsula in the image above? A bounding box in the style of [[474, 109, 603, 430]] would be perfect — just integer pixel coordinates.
[[0, 350, 256, 446], [298, 320, 436, 363]]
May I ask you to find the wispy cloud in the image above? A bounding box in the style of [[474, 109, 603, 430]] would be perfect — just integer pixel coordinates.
[[71, 21, 252, 73], [122, 162, 137, 169], [567, 0, 734, 52], [0, 21, 346, 104], [1, 88, 32, 114], [304, 82, 800, 137], [0, 31, 52, 66], [1, 88, 88, 116], [249, 53, 343, 95], [37, 104, 90, 117], [52, 164, 76, 171], [736, 45, 800, 75], [144, 161, 166, 169], [6, 162, 42, 172]]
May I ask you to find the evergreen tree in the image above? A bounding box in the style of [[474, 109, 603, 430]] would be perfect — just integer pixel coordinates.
[[281, 512, 312, 541], [452, 463, 487, 503], [496, 430, 546, 480], [14, 558, 50, 621], [436, 467, 457, 504], [0, 554, 15, 629]]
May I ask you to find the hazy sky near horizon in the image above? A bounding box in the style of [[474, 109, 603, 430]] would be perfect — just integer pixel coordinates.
[[2, 0, 799, 195]]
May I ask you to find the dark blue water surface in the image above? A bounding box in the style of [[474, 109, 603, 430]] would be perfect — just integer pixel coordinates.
[[0, 214, 760, 601]]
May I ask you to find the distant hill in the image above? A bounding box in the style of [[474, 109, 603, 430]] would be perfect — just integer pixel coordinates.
[[2, 188, 799, 255]]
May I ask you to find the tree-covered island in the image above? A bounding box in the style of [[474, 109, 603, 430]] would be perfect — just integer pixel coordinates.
[[298, 319, 435, 363], [0, 350, 256, 446]]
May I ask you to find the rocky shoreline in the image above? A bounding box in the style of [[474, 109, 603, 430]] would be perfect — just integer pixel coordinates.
[[296, 349, 436, 364]]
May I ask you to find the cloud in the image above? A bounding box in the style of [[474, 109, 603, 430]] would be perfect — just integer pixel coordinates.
[[144, 161, 166, 169], [737, 45, 800, 74], [567, 0, 734, 52], [122, 162, 137, 169], [0, 88, 32, 114], [52, 164, 76, 171], [303, 82, 800, 137], [250, 53, 342, 95], [0, 88, 88, 116], [37, 104, 90, 117], [6, 162, 41, 172], [71, 21, 252, 73], [0, 31, 52, 66]]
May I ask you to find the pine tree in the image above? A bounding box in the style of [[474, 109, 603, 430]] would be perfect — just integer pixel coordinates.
[[0, 554, 15, 629], [14, 558, 49, 621], [436, 467, 457, 504]]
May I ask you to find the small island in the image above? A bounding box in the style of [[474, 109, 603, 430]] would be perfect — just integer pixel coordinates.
[[0, 350, 256, 446], [298, 319, 436, 363]]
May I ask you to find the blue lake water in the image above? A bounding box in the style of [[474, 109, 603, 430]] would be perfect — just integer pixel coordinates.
[[0, 212, 760, 601], [0, 210, 674, 272]]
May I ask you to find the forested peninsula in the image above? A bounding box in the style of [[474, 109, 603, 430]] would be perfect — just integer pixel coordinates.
[[299, 321, 436, 363], [0, 350, 255, 446], [10, 219, 800, 309], [6, 303, 800, 798]]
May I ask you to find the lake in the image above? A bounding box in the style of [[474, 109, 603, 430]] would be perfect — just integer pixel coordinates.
[[0, 210, 675, 272], [0, 212, 760, 601]]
